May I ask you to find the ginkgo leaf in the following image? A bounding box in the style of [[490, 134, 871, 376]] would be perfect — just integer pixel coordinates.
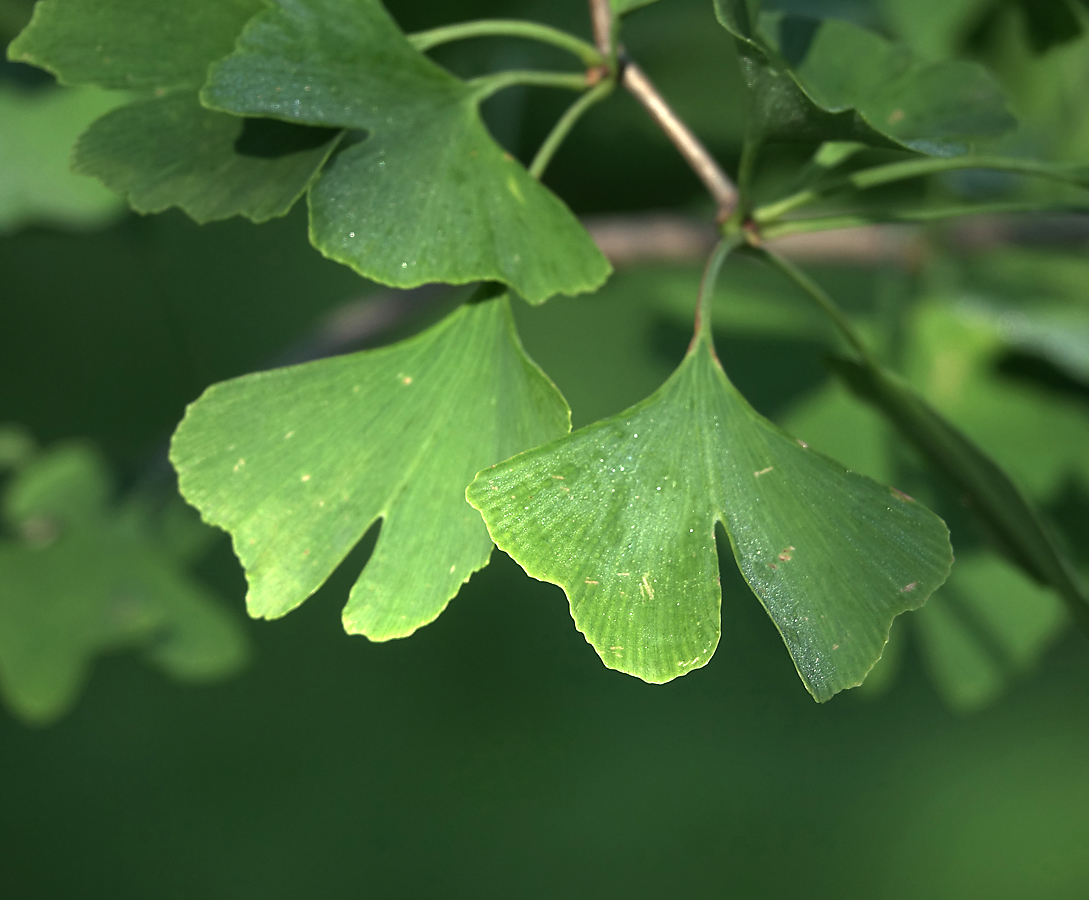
[[7, 0, 259, 90], [713, 0, 1015, 155], [8, 0, 340, 223], [781, 378, 1073, 710], [0, 440, 249, 725], [201, 0, 610, 303], [830, 356, 1089, 634], [73, 95, 341, 222], [467, 333, 952, 701], [170, 293, 570, 638]]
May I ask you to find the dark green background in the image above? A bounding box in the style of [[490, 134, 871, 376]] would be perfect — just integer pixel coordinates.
[[3, 0, 1089, 896]]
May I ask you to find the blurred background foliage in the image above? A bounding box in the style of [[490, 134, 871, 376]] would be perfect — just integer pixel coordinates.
[[3, 0, 1089, 896]]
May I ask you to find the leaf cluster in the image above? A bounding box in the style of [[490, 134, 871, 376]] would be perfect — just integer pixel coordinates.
[[5, 0, 1089, 713]]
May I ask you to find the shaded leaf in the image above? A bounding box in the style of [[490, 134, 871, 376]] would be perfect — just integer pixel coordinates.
[[830, 356, 1089, 633], [202, 0, 609, 302], [468, 334, 952, 701], [0, 85, 125, 233], [714, 0, 1015, 154], [8, 0, 340, 223], [170, 294, 570, 638], [74, 94, 341, 222], [0, 441, 249, 725], [780, 372, 1072, 710]]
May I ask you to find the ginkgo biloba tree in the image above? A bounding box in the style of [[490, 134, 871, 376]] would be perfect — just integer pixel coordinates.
[[6, 0, 1089, 714]]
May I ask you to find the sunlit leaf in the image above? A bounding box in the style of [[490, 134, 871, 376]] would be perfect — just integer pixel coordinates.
[[201, 0, 609, 302], [713, 0, 1015, 154], [468, 333, 952, 701], [170, 294, 570, 638], [7, 0, 339, 223]]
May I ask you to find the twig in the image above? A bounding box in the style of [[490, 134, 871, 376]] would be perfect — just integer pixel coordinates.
[[620, 59, 739, 222], [589, 0, 612, 56]]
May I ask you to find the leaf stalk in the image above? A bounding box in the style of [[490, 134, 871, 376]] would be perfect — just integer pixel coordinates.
[[755, 155, 1089, 224], [755, 248, 879, 367], [693, 236, 743, 347], [408, 19, 604, 68], [529, 79, 615, 179], [759, 201, 1089, 240], [469, 69, 590, 102]]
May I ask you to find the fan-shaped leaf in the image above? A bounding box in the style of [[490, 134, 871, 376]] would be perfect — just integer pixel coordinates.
[[0, 441, 248, 725], [8, 0, 340, 223], [713, 0, 1015, 155], [201, 0, 610, 302], [468, 334, 952, 701], [170, 294, 570, 638]]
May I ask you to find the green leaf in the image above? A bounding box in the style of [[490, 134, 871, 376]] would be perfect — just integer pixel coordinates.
[[74, 94, 342, 223], [611, 0, 660, 15], [201, 0, 609, 302], [0, 424, 37, 472], [0, 85, 125, 233], [830, 357, 1089, 634], [170, 294, 570, 638], [7, 0, 260, 90], [3, 441, 111, 533], [714, 0, 1015, 154], [467, 334, 952, 701], [916, 551, 1066, 711], [8, 0, 340, 224], [780, 370, 1072, 710], [902, 299, 1089, 499], [0, 441, 248, 725]]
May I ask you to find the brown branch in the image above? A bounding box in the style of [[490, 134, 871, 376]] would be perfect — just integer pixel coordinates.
[[583, 212, 1089, 269], [589, 0, 613, 56], [620, 60, 739, 223]]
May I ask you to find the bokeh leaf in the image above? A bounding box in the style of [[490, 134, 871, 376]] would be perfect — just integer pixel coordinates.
[[170, 294, 570, 639], [830, 356, 1089, 634], [201, 0, 609, 302], [468, 333, 952, 701], [713, 0, 1015, 154], [611, 0, 661, 15], [0, 440, 249, 725], [0, 85, 125, 233], [916, 551, 1066, 711], [7, 0, 340, 223]]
